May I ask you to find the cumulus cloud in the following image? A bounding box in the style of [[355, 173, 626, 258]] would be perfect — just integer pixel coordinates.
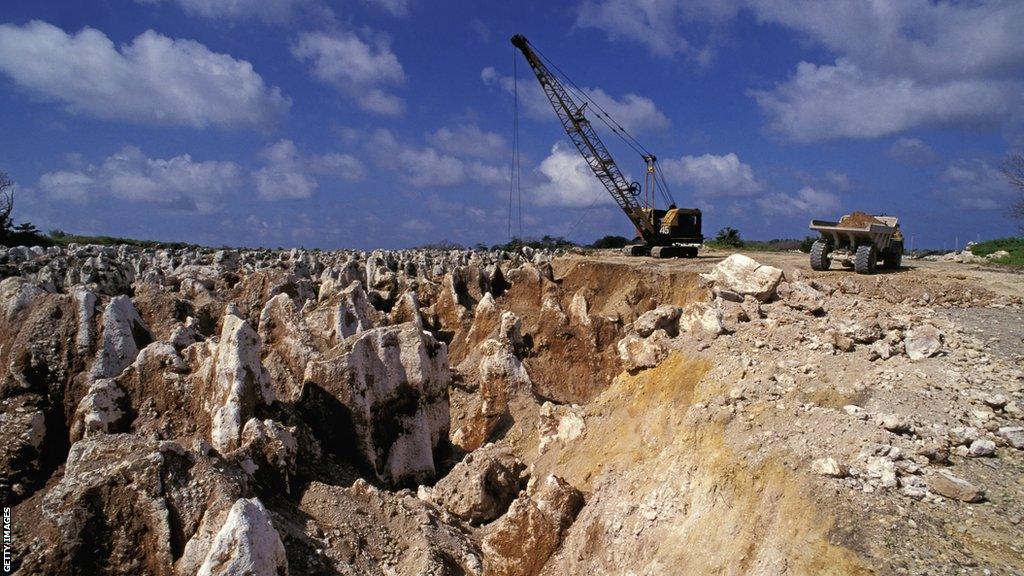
[[426, 124, 507, 160], [660, 152, 763, 198], [750, 60, 1019, 142], [136, 0, 311, 22], [576, 0, 738, 62], [757, 186, 840, 216], [575, 0, 1024, 142], [531, 142, 612, 208], [367, 129, 506, 189], [37, 146, 244, 213], [936, 159, 1017, 211], [887, 138, 939, 165], [364, 0, 411, 17], [254, 139, 365, 200], [0, 21, 289, 129], [824, 171, 851, 192], [292, 30, 406, 116], [747, 0, 1024, 141], [481, 66, 669, 133]]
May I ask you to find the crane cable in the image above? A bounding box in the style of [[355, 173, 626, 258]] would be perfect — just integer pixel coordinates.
[[508, 47, 523, 241], [530, 42, 678, 207], [531, 43, 653, 158]]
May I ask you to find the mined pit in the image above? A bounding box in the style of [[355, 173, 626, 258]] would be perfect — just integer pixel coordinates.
[[1, 244, 1023, 575]]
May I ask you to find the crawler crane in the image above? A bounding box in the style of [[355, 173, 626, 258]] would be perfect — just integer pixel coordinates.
[[511, 34, 703, 257]]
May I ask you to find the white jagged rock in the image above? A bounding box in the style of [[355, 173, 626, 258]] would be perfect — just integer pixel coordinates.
[[210, 312, 273, 454], [71, 378, 126, 440], [633, 305, 682, 337], [617, 329, 671, 371], [335, 281, 382, 340], [678, 301, 725, 338], [71, 285, 98, 353], [91, 295, 152, 379], [304, 323, 451, 486], [197, 498, 288, 576], [568, 291, 591, 326], [700, 254, 784, 302]]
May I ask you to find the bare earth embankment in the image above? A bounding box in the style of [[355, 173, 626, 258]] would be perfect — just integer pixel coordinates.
[[1, 244, 1021, 575]]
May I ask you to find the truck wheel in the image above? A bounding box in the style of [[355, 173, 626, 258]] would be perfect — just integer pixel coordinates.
[[885, 241, 903, 269], [854, 244, 877, 274], [810, 240, 831, 271]]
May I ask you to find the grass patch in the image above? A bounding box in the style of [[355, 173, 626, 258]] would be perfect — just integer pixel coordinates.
[[969, 237, 1024, 266], [705, 237, 817, 253]]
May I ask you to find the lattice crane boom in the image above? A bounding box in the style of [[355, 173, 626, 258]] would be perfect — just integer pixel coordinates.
[[510, 34, 659, 242]]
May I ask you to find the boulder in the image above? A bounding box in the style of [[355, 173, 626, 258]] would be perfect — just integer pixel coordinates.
[[904, 324, 943, 361], [997, 426, 1024, 450], [678, 301, 725, 338], [429, 444, 528, 524], [700, 254, 784, 302], [482, 474, 584, 576], [810, 457, 848, 478], [617, 330, 671, 371], [927, 470, 985, 502], [633, 305, 681, 337], [196, 497, 288, 576]]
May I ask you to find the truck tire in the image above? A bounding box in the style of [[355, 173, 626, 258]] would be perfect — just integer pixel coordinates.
[[854, 244, 877, 275], [809, 240, 831, 271], [884, 241, 903, 269]]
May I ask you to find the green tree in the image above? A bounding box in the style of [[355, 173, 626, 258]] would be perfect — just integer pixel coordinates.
[[589, 235, 630, 249], [714, 227, 744, 248]]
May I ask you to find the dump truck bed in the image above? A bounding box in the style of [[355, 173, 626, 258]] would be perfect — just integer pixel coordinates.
[[809, 216, 898, 250]]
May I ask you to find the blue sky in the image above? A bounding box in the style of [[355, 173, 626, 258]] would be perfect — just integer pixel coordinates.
[[1, 0, 1021, 249]]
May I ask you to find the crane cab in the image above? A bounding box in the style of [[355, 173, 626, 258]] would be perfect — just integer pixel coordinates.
[[651, 207, 703, 244]]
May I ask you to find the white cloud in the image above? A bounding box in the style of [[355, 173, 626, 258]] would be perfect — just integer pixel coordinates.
[[746, 0, 1024, 141], [136, 0, 310, 22], [887, 138, 939, 165], [746, 0, 1024, 81], [37, 146, 244, 213], [253, 140, 319, 200], [426, 124, 507, 160], [576, 0, 739, 61], [253, 139, 364, 200], [308, 153, 366, 181], [531, 142, 612, 208], [292, 30, 406, 116], [575, 0, 1024, 142], [750, 60, 1020, 142], [364, 0, 410, 17], [936, 159, 1017, 211], [661, 152, 763, 197], [367, 129, 506, 189], [824, 171, 850, 191], [481, 66, 669, 133], [0, 21, 289, 129], [757, 186, 840, 216], [37, 171, 93, 202]]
